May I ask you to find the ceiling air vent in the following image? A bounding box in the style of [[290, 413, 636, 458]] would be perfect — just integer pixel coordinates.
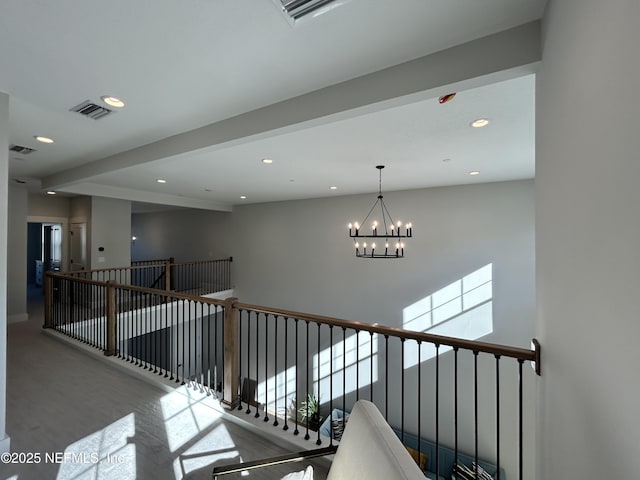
[[70, 100, 113, 120], [9, 144, 37, 155], [279, 0, 341, 21]]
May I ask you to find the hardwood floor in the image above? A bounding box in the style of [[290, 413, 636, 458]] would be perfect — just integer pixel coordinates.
[[1, 289, 330, 480]]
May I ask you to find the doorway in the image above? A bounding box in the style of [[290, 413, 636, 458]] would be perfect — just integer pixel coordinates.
[[27, 222, 63, 288]]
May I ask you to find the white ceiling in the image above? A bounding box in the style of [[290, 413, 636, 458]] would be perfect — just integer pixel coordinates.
[[1, 0, 545, 210]]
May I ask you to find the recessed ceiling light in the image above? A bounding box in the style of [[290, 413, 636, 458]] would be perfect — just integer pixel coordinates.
[[470, 118, 490, 128], [156, 179, 167, 184], [46, 191, 56, 195], [330, 186, 337, 190], [34, 135, 54, 144], [469, 171, 480, 176], [240, 195, 247, 199], [101, 96, 125, 108], [262, 158, 273, 164]]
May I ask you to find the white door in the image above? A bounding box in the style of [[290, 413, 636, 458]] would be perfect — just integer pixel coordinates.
[[69, 223, 87, 271]]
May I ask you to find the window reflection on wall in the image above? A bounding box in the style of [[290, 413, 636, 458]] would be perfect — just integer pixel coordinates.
[[403, 264, 493, 368]]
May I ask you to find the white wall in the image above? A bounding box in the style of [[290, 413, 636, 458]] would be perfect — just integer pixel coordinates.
[[90, 197, 131, 270], [28, 193, 71, 218], [7, 184, 27, 322], [536, 1, 640, 478], [232, 181, 535, 343], [0, 91, 11, 452], [131, 209, 232, 263]]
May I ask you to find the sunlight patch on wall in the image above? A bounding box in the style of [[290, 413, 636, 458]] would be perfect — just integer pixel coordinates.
[[257, 365, 297, 417], [57, 413, 136, 480], [403, 264, 493, 368], [313, 331, 378, 401], [161, 387, 223, 453]]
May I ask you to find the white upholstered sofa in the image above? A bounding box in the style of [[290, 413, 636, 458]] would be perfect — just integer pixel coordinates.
[[326, 399, 425, 480], [213, 400, 425, 480]]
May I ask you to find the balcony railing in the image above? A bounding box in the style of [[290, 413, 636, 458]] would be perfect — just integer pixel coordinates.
[[63, 257, 232, 295], [43, 264, 540, 480]]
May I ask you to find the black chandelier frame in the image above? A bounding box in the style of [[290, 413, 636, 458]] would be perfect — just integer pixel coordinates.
[[348, 165, 412, 259]]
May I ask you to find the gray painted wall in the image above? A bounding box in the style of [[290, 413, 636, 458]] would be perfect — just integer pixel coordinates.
[[0, 92, 10, 452], [232, 180, 534, 345], [90, 197, 131, 270], [7, 185, 27, 321], [28, 193, 71, 218], [131, 209, 232, 263], [536, 1, 640, 478]]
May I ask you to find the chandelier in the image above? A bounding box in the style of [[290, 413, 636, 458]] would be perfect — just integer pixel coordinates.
[[348, 165, 412, 258]]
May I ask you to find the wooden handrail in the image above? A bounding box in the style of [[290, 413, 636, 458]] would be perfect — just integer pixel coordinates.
[[57, 257, 231, 277], [234, 301, 538, 363]]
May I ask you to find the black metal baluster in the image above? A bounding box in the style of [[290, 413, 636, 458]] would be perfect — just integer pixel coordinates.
[[283, 316, 289, 430], [238, 307, 242, 406], [145, 294, 150, 370], [329, 325, 334, 446], [454, 347, 459, 467], [304, 320, 310, 441], [255, 312, 260, 419], [205, 303, 210, 391], [518, 359, 524, 480], [181, 299, 186, 384], [220, 304, 225, 396], [316, 322, 322, 445], [246, 310, 252, 415], [418, 340, 422, 473], [273, 315, 279, 427], [356, 330, 360, 401], [135, 292, 141, 367], [164, 299, 169, 378], [496, 355, 501, 480], [435, 343, 440, 479], [369, 331, 374, 402], [169, 297, 175, 381], [401, 338, 405, 443], [384, 334, 389, 420], [189, 300, 193, 384], [154, 295, 159, 374], [474, 351, 479, 479], [293, 318, 299, 436], [264, 313, 269, 423], [128, 289, 133, 363], [342, 327, 346, 427]]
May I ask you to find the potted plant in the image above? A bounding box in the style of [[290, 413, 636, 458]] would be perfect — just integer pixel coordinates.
[[298, 393, 322, 431]]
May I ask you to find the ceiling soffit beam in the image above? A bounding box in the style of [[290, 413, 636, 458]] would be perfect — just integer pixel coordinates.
[[42, 20, 541, 191], [59, 183, 233, 212]]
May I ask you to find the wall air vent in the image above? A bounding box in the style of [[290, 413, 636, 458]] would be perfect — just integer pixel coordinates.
[[9, 144, 37, 155], [279, 0, 342, 21], [70, 100, 113, 120]]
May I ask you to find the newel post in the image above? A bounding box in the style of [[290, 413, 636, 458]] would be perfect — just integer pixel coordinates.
[[105, 281, 117, 356], [43, 272, 52, 329], [164, 260, 172, 292], [221, 296, 240, 410]]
